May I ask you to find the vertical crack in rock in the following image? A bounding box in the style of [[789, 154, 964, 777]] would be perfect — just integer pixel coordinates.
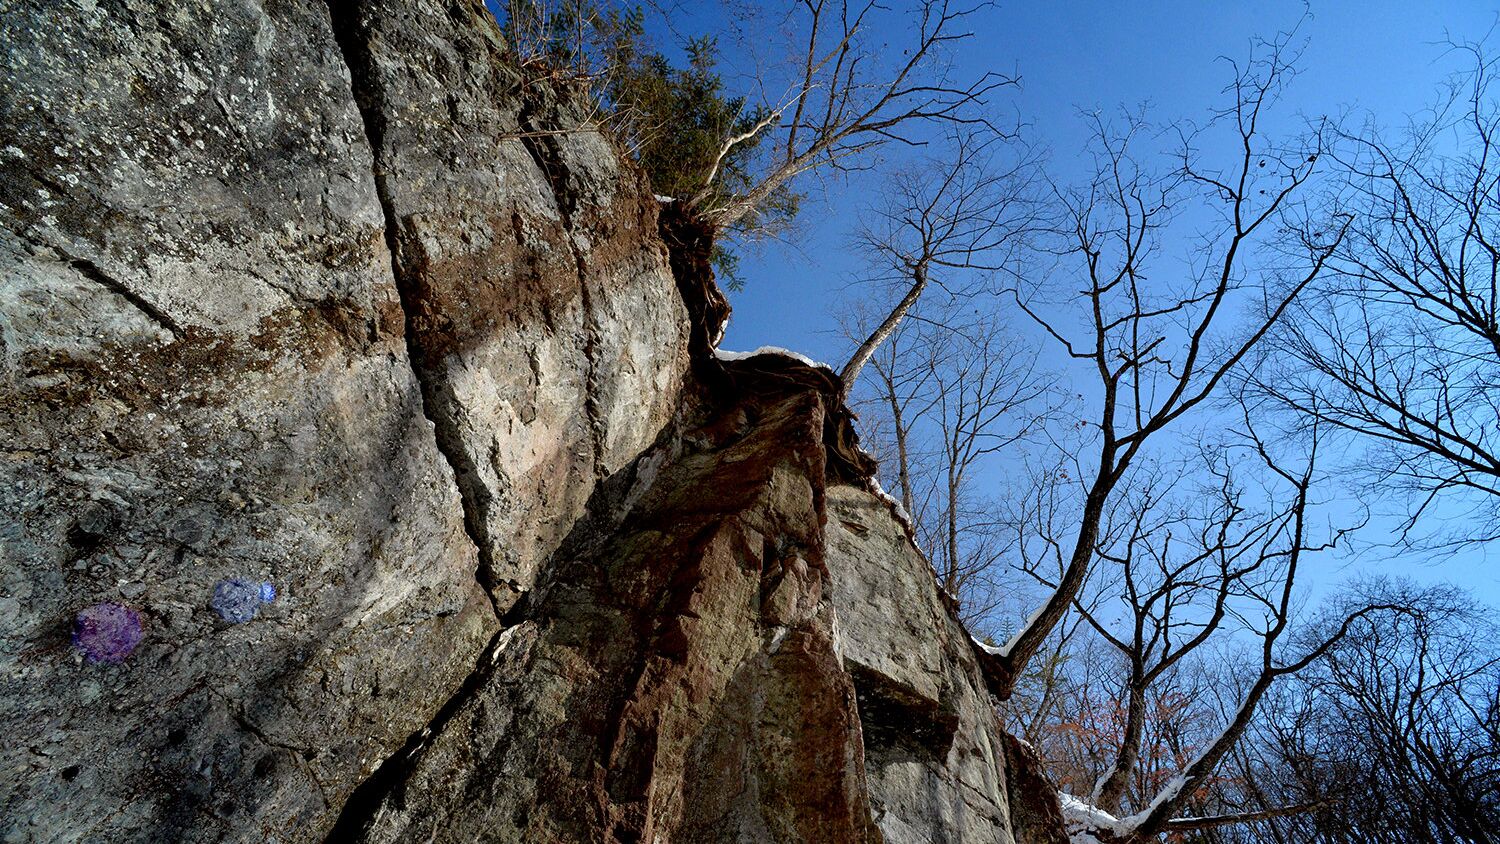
[[320, 620, 522, 842], [319, 3, 517, 834], [516, 90, 609, 480], [321, 0, 503, 618]]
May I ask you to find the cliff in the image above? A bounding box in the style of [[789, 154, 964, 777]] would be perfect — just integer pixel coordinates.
[[0, 1, 1066, 841]]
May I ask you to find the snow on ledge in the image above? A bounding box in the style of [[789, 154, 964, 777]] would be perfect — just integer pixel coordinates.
[[867, 476, 913, 529], [970, 600, 1048, 659], [712, 344, 835, 373], [1119, 773, 1188, 830], [970, 630, 1002, 657]]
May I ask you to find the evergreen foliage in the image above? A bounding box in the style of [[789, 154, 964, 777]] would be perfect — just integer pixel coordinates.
[[498, 0, 799, 289]]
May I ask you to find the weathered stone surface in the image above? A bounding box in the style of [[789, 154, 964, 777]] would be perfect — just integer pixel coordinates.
[[331, 0, 690, 615], [0, 0, 499, 839], [341, 375, 881, 843], [825, 485, 1016, 844], [1, 0, 682, 840]]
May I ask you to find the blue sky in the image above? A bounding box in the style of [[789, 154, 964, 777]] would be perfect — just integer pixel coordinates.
[[725, 1, 1499, 358], [692, 1, 1500, 609]]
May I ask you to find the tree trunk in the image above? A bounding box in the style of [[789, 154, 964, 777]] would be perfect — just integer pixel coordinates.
[[945, 459, 960, 591], [1131, 674, 1276, 839], [997, 477, 1112, 696], [840, 262, 927, 401], [1094, 680, 1146, 814], [890, 394, 916, 518]]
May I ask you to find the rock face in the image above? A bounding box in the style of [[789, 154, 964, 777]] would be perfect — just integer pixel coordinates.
[[2, 2, 498, 840], [331, 0, 689, 615], [0, 0, 1065, 842], [340, 362, 882, 843], [827, 486, 1012, 843]]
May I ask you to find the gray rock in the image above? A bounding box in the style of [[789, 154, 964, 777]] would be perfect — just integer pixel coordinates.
[[1, 1, 494, 839], [826, 484, 1016, 844], [336, 0, 690, 614], [344, 372, 881, 844]]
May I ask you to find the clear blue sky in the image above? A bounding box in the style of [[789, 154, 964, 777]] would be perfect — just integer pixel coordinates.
[[696, 1, 1500, 609], [725, 1, 1498, 359]]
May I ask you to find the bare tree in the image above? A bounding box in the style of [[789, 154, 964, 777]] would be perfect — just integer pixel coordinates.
[[1255, 46, 1500, 546], [1007, 440, 1339, 830], [696, 0, 1017, 227], [920, 311, 1052, 614], [1021, 456, 1281, 816], [1052, 416, 1412, 844], [1237, 580, 1500, 844], [986, 37, 1348, 697], [839, 129, 1038, 399], [840, 303, 935, 518], [841, 301, 1053, 624]]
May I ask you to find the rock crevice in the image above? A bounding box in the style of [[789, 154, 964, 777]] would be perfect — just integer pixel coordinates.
[[63, 253, 184, 338], [515, 84, 610, 482], [322, 0, 503, 619]]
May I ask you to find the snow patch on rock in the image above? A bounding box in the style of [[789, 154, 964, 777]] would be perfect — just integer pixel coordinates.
[[712, 344, 835, 372], [868, 475, 913, 530]]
